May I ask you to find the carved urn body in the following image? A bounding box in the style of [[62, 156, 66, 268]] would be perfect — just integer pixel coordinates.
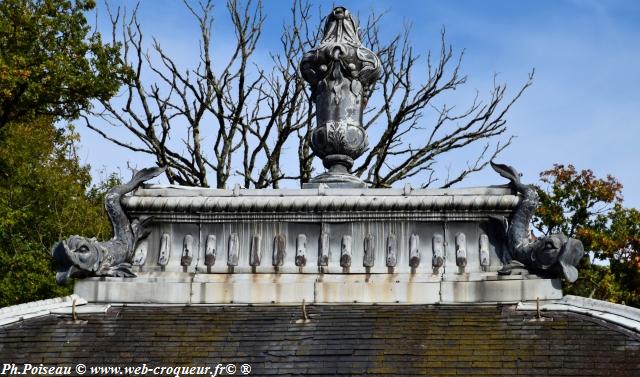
[[300, 6, 381, 187]]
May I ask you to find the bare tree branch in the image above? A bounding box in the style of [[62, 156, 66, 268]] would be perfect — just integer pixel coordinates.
[[86, 1, 531, 189]]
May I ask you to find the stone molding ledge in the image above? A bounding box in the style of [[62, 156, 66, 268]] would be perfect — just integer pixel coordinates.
[[124, 186, 519, 222], [74, 273, 562, 305]]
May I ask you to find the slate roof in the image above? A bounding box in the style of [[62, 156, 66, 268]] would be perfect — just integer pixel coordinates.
[[1, 304, 639, 376]]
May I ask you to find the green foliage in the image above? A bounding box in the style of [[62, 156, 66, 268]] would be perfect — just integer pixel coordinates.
[[0, 118, 118, 307], [0, 241, 71, 307], [0, 0, 123, 307], [534, 164, 640, 307], [0, 0, 122, 129]]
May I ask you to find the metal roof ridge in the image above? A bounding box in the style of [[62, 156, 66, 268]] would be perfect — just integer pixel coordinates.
[[560, 295, 640, 322], [0, 294, 86, 326], [517, 295, 640, 333]]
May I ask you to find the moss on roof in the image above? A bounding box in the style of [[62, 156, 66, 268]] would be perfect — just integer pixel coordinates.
[[1, 305, 639, 376]]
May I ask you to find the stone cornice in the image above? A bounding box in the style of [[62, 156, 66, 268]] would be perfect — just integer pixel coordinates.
[[123, 186, 520, 222]]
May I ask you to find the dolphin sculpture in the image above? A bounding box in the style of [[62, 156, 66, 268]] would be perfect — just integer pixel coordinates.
[[51, 166, 165, 284], [491, 161, 584, 282]]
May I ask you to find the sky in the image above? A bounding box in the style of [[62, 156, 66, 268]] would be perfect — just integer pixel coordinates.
[[80, 0, 640, 207]]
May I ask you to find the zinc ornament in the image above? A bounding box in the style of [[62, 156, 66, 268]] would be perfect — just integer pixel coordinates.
[[300, 6, 381, 186], [491, 162, 585, 282], [51, 167, 166, 284]]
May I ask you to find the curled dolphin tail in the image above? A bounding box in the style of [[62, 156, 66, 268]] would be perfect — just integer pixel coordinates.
[[105, 166, 167, 248], [491, 160, 539, 254], [491, 161, 585, 281], [110, 166, 167, 197], [490, 161, 528, 193]]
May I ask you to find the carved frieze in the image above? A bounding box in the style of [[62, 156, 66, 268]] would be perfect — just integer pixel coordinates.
[[432, 234, 444, 269], [386, 234, 397, 268], [205, 235, 216, 266], [181, 235, 194, 267], [272, 234, 286, 267], [227, 233, 239, 267], [296, 234, 307, 267], [409, 234, 421, 268], [340, 235, 352, 268], [158, 233, 171, 267]]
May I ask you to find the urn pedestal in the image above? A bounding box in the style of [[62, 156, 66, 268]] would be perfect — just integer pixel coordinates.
[[305, 121, 369, 188]]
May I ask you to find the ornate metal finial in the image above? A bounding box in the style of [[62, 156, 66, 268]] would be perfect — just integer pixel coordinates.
[[300, 6, 381, 187]]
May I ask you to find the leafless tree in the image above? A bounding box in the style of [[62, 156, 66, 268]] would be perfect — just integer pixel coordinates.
[[84, 0, 532, 189]]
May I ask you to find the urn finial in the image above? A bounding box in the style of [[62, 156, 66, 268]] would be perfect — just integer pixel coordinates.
[[300, 6, 381, 187]]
